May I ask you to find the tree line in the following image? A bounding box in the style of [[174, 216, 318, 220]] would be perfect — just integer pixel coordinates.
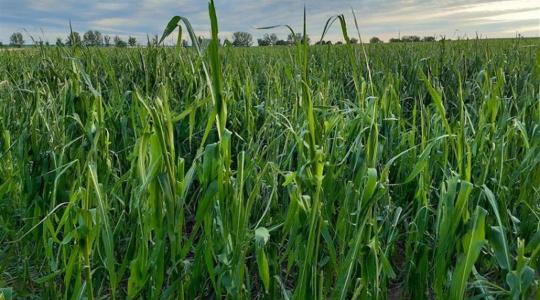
[[230, 32, 438, 47], [385, 35, 436, 43], [59, 31, 138, 47], [4, 30, 138, 48], [3, 30, 439, 48], [221, 32, 311, 47]]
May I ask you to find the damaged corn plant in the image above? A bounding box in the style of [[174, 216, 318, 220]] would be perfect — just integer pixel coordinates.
[[0, 1, 539, 299]]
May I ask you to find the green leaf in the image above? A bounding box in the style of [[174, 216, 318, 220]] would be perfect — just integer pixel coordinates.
[[88, 162, 118, 290], [420, 70, 452, 136], [159, 16, 180, 45], [0, 288, 13, 300], [525, 231, 540, 257], [33, 269, 63, 284], [256, 248, 271, 293], [208, 0, 226, 138], [255, 227, 271, 292], [319, 16, 339, 43], [450, 206, 487, 300], [403, 136, 444, 184], [488, 226, 511, 270], [483, 185, 511, 270]]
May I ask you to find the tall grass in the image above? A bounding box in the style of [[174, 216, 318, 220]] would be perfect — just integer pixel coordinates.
[[0, 3, 539, 299]]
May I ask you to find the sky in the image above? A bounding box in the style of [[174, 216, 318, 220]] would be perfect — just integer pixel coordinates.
[[0, 0, 538, 45]]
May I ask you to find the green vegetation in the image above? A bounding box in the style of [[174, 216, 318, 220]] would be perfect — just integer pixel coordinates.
[[0, 2, 539, 299], [8, 32, 24, 48]]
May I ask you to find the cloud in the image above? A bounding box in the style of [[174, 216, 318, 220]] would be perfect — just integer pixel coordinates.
[[0, 0, 538, 44], [92, 17, 137, 28], [94, 3, 130, 11], [473, 10, 540, 23]]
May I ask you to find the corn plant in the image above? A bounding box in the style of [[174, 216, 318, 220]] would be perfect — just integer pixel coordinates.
[[0, 2, 539, 299]]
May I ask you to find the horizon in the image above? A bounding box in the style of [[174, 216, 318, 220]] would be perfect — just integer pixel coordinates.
[[0, 0, 539, 45]]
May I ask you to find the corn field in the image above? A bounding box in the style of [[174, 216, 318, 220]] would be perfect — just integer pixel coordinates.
[[0, 3, 539, 299]]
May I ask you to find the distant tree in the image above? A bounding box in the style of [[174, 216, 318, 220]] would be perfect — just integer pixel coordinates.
[[0, 42, 3, 48], [45, 41, 50, 46], [257, 38, 270, 47], [128, 36, 137, 47], [223, 38, 232, 47], [104, 35, 111, 46], [401, 35, 421, 42], [83, 30, 95, 46], [257, 33, 278, 46], [83, 30, 103, 46], [267, 33, 278, 45], [66, 32, 81, 46], [182, 40, 189, 47], [55, 37, 64, 46], [370, 36, 382, 44], [350, 38, 358, 44], [422, 36, 436, 42], [93, 31, 103, 46], [275, 39, 289, 46], [287, 33, 310, 44], [114, 35, 127, 47], [315, 40, 332, 45], [10, 32, 24, 47], [335, 41, 343, 45], [232, 31, 253, 47], [389, 37, 401, 43]]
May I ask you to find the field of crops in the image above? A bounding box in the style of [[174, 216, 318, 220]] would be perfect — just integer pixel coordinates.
[[1, 6, 539, 299]]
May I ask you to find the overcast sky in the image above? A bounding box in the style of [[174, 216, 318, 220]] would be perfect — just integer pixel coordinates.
[[0, 0, 538, 44]]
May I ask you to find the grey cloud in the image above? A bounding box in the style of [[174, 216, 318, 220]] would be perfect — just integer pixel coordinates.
[[0, 0, 538, 44]]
